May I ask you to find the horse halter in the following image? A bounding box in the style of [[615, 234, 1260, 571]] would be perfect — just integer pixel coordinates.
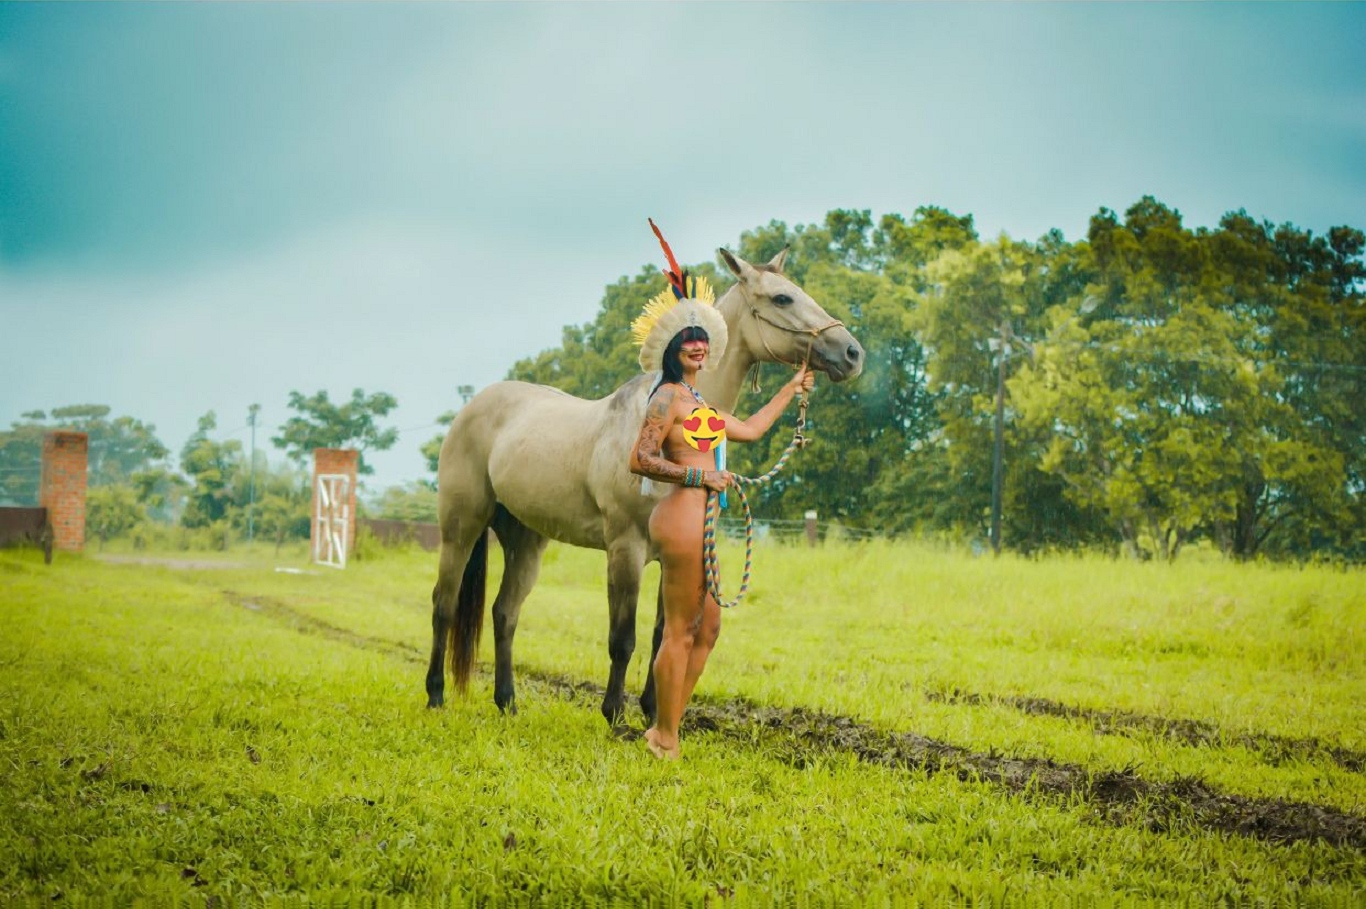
[[736, 281, 844, 368], [737, 284, 844, 397], [749, 305, 845, 367]]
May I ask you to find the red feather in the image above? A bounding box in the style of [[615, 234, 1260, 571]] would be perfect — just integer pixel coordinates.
[[649, 218, 686, 297]]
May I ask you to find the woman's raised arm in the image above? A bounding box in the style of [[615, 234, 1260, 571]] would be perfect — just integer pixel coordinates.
[[715, 366, 814, 443]]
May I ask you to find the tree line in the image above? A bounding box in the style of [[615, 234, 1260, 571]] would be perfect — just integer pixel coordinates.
[[509, 198, 1364, 561], [4, 196, 1359, 561], [0, 391, 404, 550]]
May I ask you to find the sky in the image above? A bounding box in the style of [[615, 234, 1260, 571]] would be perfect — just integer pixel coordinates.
[[2, 2, 1364, 492]]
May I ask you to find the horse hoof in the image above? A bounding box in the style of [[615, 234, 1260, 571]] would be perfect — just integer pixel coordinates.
[[426, 695, 444, 709]]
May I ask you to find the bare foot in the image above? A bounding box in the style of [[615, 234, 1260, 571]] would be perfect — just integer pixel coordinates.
[[643, 727, 680, 761]]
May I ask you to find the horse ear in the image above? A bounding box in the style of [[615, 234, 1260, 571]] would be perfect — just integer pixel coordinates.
[[718, 248, 757, 283], [767, 247, 789, 274]]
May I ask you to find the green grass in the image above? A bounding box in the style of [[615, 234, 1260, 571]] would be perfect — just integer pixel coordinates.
[[1, 540, 1363, 906]]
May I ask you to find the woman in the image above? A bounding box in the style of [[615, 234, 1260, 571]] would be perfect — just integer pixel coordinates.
[[629, 301, 813, 761]]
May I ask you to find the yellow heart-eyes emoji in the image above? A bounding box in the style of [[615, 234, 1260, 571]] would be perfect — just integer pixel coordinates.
[[682, 407, 726, 453]]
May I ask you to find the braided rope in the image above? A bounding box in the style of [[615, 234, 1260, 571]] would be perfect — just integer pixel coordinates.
[[702, 405, 807, 609]]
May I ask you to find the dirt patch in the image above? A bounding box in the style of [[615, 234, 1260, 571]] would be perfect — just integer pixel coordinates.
[[224, 591, 1366, 853], [99, 555, 249, 571], [225, 593, 419, 663], [670, 701, 1366, 851], [924, 688, 1365, 773]]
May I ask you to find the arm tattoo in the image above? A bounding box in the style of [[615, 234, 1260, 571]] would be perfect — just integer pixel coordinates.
[[634, 385, 688, 484]]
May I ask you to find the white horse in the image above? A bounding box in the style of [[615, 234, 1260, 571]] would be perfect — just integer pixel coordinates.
[[426, 248, 864, 724]]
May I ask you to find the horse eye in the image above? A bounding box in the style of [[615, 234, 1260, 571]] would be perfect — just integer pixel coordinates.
[[773, 294, 793, 306]]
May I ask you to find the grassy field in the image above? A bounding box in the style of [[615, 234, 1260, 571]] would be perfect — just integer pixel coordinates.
[[1, 537, 1363, 906]]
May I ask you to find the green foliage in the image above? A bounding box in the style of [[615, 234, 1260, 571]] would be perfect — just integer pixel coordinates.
[[84, 484, 144, 549], [1014, 199, 1354, 560], [129, 466, 189, 524], [254, 491, 308, 553], [727, 236, 941, 524], [179, 412, 244, 528], [245, 461, 312, 552], [0, 402, 317, 551], [370, 481, 439, 523], [272, 388, 399, 475], [509, 263, 726, 400], [0, 405, 168, 505], [503, 200, 1363, 560], [420, 410, 458, 480]]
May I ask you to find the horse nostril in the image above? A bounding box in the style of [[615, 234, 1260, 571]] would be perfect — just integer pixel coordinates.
[[846, 345, 861, 361]]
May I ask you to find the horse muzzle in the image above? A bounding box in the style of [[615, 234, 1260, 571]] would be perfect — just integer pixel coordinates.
[[811, 329, 865, 382]]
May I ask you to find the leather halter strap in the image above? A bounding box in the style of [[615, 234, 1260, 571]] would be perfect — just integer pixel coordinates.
[[739, 284, 845, 370]]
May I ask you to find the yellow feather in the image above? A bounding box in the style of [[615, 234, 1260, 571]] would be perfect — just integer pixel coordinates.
[[631, 276, 716, 347]]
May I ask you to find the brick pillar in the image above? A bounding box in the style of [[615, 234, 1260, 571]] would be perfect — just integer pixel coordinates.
[[40, 431, 88, 551], [312, 448, 359, 561]]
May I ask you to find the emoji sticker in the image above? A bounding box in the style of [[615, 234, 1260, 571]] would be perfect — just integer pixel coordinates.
[[682, 407, 726, 453]]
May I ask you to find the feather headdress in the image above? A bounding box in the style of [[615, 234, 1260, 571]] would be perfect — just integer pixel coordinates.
[[631, 219, 728, 373]]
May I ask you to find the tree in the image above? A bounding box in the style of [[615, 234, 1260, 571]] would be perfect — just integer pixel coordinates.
[[372, 482, 440, 523], [509, 262, 728, 400], [131, 467, 189, 524], [727, 259, 938, 526], [256, 489, 310, 555], [421, 411, 458, 483], [180, 412, 243, 528], [0, 405, 168, 505], [875, 206, 978, 274], [86, 485, 144, 549], [499, 203, 1363, 560], [912, 234, 1053, 548], [271, 389, 399, 475], [1013, 199, 1348, 560]]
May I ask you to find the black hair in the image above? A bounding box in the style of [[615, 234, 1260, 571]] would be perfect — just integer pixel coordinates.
[[650, 326, 710, 397]]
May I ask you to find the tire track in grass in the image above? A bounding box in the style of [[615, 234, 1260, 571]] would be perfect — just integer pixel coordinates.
[[924, 688, 1366, 773], [224, 591, 1366, 852]]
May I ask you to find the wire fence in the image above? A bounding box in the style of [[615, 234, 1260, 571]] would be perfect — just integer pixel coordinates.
[[714, 514, 888, 545], [0, 466, 42, 508]]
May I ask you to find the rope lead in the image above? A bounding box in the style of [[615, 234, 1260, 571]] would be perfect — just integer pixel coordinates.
[[702, 396, 808, 608]]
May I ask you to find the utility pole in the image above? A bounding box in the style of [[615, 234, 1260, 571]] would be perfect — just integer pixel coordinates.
[[247, 404, 260, 542], [990, 319, 1007, 556]]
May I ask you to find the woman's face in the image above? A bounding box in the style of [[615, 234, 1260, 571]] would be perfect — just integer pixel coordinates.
[[679, 338, 708, 370]]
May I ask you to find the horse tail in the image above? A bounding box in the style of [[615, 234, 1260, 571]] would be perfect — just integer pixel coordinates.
[[448, 528, 489, 691]]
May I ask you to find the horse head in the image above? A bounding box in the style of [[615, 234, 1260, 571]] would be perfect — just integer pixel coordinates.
[[717, 248, 864, 383]]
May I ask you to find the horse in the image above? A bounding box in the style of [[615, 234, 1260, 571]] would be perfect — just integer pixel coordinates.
[[426, 247, 864, 725]]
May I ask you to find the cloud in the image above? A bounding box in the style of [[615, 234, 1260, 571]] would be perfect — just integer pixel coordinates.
[[0, 217, 621, 486]]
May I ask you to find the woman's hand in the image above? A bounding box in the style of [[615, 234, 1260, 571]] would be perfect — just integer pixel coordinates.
[[786, 365, 815, 396], [702, 470, 732, 493]]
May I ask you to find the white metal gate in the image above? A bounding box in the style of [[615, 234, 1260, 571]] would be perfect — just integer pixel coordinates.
[[314, 473, 350, 569]]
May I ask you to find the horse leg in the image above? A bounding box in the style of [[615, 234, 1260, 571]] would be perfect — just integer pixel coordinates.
[[602, 535, 648, 727], [489, 507, 548, 716], [638, 579, 665, 725], [426, 488, 495, 709]]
